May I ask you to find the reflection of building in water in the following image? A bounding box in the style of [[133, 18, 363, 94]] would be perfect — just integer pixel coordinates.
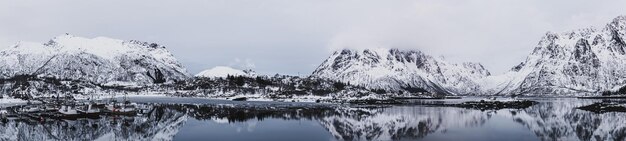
[[0, 104, 187, 141]]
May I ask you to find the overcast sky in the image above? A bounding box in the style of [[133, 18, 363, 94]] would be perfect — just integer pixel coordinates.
[[1, 0, 626, 75]]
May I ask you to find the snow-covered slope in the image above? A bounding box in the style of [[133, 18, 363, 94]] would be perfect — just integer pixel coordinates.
[[485, 15, 626, 96], [311, 48, 490, 95], [195, 66, 255, 78], [0, 34, 190, 85]]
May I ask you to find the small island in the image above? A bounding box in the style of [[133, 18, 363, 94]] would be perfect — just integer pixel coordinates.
[[578, 103, 626, 113], [425, 98, 538, 111]]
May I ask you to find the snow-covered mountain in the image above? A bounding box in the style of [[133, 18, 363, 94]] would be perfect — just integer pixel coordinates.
[[0, 34, 190, 86], [195, 66, 255, 78], [311, 48, 490, 95], [313, 15, 626, 96], [484, 15, 626, 96]]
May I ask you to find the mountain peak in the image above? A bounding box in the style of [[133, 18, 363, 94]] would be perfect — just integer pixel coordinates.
[[196, 66, 256, 78], [611, 15, 626, 24]]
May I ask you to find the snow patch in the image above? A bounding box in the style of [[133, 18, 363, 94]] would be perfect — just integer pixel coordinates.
[[195, 66, 255, 78]]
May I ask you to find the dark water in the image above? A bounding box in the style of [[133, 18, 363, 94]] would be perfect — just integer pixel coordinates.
[[1, 97, 626, 141]]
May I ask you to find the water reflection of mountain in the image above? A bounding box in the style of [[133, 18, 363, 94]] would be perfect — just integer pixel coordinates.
[[177, 104, 489, 140], [1, 100, 626, 141], [317, 100, 626, 141], [0, 104, 187, 141], [316, 106, 490, 140], [508, 100, 626, 141], [0, 104, 341, 141]]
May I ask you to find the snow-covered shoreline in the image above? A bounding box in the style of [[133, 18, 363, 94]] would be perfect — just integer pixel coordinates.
[[0, 98, 28, 107], [73, 92, 170, 101]]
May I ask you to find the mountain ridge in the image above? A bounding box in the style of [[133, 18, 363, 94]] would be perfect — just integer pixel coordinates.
[[484, 15, 626, 96], [4, 15, 626, 97], [312, 15, 626, 96], [0, 34, 190, 88], [311, 48, 491, 95]]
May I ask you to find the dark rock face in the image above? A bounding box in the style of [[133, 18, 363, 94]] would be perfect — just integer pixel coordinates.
[[146, 68, 166, 84]]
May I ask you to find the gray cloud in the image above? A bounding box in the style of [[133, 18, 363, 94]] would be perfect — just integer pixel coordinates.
[[1, 0, 626, 75]]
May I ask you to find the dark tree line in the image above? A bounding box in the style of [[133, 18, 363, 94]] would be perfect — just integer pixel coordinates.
[[602, 85, 626, 96], [173, 75, 374, 97]]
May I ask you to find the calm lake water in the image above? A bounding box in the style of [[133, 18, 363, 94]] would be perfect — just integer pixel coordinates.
[[1, 97, 625, 141]]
